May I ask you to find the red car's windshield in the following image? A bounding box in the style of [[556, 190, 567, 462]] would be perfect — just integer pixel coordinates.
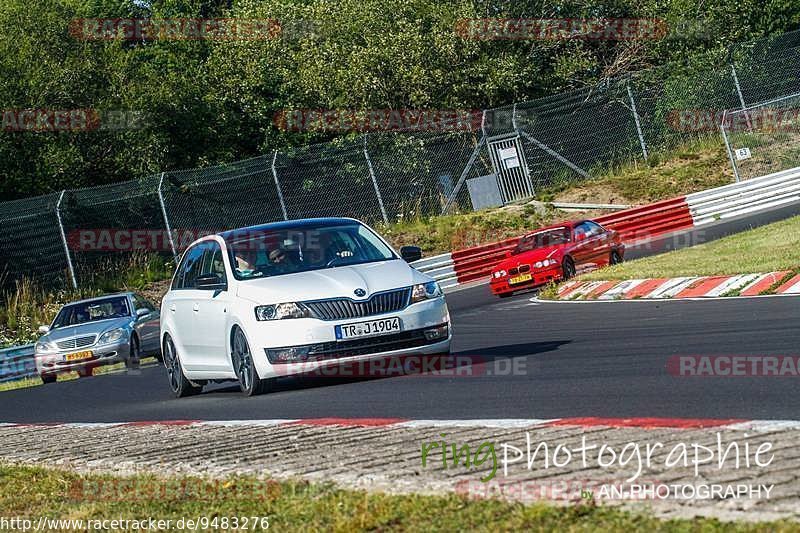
[[513, 227, 570, 254]]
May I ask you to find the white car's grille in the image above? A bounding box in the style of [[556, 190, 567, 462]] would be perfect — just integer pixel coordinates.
[[303, 288, 412, 321], [56, 335, 97, 350]]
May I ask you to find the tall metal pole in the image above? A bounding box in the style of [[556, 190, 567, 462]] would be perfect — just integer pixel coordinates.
[[627, 82, 648, 159], [720, 111, 741, 183], [271, 150, 289, 220], [363, 135, 389, 224], [730, 64, 753, 131], [157, 172, 179, 262], [55, 190, 78, 289]]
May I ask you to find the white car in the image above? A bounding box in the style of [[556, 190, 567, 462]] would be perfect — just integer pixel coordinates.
[[160, 217, 451, 397]]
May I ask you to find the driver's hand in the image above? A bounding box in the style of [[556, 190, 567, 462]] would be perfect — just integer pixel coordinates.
[[338, 250, 354, 258]]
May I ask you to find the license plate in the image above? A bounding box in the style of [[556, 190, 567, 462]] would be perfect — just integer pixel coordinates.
[[64, 350, 93, 362], [509, 273, 533, 285], [335, 317, 401, 340]]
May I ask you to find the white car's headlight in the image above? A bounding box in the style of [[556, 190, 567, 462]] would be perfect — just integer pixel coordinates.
[[35, 341, 57, 353], [255, 303, 309, 321], [98, 328, 127, 345], [411, 281, 442, 303]]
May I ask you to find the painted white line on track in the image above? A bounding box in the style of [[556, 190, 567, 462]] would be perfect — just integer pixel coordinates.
[[6, 418, 800, 431]]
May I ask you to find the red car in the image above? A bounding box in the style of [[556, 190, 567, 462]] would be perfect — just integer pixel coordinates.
[[490, 220, 625, 297]]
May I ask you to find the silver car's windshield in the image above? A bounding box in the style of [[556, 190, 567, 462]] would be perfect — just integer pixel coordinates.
[[52, 296, 131, 329], [225, 222, 396, 281]]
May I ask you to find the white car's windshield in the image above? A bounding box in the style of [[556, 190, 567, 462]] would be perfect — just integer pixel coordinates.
[[52, 296, 130, 329], [514, 227, 570, 254], [225, 222, 396, 280]]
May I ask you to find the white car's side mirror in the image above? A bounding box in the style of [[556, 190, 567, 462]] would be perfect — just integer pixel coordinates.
[[38, 325, 50, 335]]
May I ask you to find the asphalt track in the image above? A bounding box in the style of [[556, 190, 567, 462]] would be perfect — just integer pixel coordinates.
[[1, 284, 798, 423]]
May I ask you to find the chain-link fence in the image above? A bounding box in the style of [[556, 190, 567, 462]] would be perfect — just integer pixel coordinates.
[[722, 92, 800, 181], [1, 28, 799, 291]]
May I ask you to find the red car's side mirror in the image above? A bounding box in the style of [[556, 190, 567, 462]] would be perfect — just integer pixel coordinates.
[[575, 232, 587, 241]]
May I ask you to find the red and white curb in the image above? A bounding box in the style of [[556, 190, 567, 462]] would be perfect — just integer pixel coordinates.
[[555, 271, 800, 300], [3, 417, 800, 431]]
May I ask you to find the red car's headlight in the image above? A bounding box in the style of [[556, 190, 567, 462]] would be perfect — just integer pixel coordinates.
[[493, 270, 507, 278]]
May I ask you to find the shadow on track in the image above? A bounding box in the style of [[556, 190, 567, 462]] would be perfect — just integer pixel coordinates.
[[202, 340, 570, 396]]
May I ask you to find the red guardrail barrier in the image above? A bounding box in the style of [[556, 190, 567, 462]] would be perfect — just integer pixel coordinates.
[[595, 196, 693, 242], [451, 237, 519, 284], [450, 196, 694, 285]]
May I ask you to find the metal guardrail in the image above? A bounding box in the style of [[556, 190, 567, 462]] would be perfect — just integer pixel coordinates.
[[0, 344, 36, 382], [687, 166, 800, 225], [411, 253, 458, 289]]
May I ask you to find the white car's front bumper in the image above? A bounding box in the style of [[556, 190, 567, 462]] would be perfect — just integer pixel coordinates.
[[245, 296, 452, 379]]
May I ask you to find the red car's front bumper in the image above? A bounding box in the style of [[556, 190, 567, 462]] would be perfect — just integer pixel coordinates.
[[490, 266, 562, 296]]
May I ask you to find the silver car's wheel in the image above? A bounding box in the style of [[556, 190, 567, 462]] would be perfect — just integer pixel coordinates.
[[232, 327, 272, 396], [163, 335, 202, 398], [125, 336, 140, 370]]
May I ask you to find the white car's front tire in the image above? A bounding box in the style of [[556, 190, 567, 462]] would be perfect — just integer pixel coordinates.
[[231, 327, 274, 396], [163, 334, 203, 398]]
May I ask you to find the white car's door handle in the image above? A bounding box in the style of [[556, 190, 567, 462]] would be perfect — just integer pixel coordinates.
[[193, 304, 199, 312], [170, 305, 176, 313]]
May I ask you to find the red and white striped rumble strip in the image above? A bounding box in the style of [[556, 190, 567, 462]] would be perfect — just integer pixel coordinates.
[[551, 271, 800, 301]]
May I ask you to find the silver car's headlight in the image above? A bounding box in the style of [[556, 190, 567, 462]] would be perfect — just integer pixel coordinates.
[[35, 341, 57, 354], [411, 281, 442, 303], [255, 303, 309, 321], [98, 328, 127, 345]]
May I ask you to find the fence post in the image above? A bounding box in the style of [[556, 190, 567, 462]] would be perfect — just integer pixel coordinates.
[[157, 173, 179, 263], [55, 190, 78, 290], [720, 111, 741, 183], [442, 135, 486, 215], [626, 82, 648, 159], [511, 102, 518, 131], [730, 64, 752, 131], [363, 135, 389, 224], [271, 150, 289, 220]]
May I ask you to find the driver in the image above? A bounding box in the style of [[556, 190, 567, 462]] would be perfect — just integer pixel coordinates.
[[269, 248, 300, 273], [111, 300, 127, 317]]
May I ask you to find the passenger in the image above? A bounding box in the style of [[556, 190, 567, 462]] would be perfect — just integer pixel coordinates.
[[235, 249, 260, 274]]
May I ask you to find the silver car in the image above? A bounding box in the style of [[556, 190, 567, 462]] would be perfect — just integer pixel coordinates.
[[35, 292, 161, 383]]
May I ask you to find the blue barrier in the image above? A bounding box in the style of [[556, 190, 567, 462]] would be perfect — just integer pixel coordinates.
[[0, 344, 36, 382]]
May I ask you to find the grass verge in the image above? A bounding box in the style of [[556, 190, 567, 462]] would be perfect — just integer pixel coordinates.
[[579, 215, 800, 281], [0, 464, 795, 532]]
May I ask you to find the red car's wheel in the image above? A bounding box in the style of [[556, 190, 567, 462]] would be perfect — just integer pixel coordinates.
[[562, 257, 576, 280]]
